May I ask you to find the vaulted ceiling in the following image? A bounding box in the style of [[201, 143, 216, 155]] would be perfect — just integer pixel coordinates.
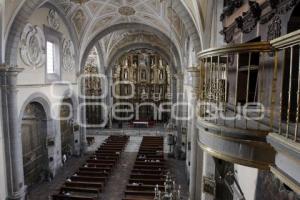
[[4, 0, 205, 70], [52, 0, 190, 68], [54, 0, 187, 45]]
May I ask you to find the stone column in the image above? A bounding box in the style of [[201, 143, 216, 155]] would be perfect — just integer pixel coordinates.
[[201, 151, 216, 200], [79, 96, 88, 154], [174, 72, 184, 151], [0, 65, 26, 200], [187, 66, 201, 200], [106, 74, 113, 129], [78, 73, 87, 154]]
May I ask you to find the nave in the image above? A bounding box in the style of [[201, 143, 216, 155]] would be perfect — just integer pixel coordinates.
[[27, 135, 189, 200]]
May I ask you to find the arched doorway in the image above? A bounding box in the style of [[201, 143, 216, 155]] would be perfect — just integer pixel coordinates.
[[60, 98, 74, 157], [21, 102, 48, 187]]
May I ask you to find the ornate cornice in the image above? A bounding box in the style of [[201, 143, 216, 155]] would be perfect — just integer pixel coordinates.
[[221, 0, 299, 43]]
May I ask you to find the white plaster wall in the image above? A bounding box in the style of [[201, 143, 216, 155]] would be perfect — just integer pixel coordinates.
[[16, 84, 79, 175], [17, 7, 76, 85], [14, 6, 79, 177], [234, 164, 258, 200]]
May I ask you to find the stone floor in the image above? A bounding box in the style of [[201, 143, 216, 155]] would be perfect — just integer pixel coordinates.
[[26, 135, 190, 200], [101, 152, 137, 200], [26, 155, 89, 200], [168, 158, 190, 199]]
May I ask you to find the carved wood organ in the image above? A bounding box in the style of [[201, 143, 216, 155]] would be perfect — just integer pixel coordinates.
[[113, 49, 172, 122]]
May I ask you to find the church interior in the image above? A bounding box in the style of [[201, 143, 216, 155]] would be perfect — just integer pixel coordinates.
[[0, 0, 300, 199]]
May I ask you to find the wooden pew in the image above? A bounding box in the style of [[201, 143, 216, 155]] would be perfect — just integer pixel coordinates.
[[53, 135, 129, 200], [123, 136, 167, 200], [52, 194, 97, 200], [70, 176, 107, 184]]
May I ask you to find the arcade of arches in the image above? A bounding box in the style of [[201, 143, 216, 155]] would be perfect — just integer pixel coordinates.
[[0, 0, 300, 200]]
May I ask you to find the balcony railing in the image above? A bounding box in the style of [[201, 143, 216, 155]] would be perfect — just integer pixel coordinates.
[[270, 30, 300, 142], [197, 30, 300, 143]]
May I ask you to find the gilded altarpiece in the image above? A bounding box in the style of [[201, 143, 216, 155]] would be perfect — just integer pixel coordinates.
[[83, 64, 102, 125], [113, 49, 172, 122]]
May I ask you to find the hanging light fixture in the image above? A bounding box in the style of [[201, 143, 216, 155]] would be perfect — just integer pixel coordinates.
[[70, 0, 89, 5], [154, 172, 182, 200]]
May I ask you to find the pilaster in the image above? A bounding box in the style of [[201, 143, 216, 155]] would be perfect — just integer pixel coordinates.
[[187, 66, 201, 200], [0, 65, 26, 200]]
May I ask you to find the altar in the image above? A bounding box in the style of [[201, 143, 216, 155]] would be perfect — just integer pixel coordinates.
[[132, 121, 149, 128]]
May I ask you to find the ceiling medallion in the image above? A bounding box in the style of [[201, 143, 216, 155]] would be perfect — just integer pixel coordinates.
[[70, 0, 90, 4], [118, 6, 136, 16]]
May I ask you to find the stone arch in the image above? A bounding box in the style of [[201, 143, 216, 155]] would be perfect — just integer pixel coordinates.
[[18, 93, 52, 123], [80, 23, 183, 72], [171, 0, 202, 51], [59, 90, 79, 123]]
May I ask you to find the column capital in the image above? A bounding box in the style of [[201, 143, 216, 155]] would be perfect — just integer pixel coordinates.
[[0, 64, 24, 74]]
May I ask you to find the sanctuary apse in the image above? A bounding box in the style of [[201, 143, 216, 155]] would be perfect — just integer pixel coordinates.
[[113, 49, 172, 123]]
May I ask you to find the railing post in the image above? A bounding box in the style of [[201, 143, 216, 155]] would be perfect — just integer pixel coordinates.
[[234, 53, 240, 128], [295, 45, 300, 142], [286, 47, 294, 137]]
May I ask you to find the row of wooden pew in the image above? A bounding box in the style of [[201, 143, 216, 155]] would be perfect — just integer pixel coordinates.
[[52, 135, 129, 200], [123, 136, 167, 200]]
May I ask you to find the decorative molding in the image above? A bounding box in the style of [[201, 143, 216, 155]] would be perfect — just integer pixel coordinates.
[[72, 9, 87, 36], [270, 166, 300, 194], [277, 0, 298, 15], [237, 2, 262, 34], [220, 26, 236, 43], [47, 9, 60, 30], [221, 0, 299, 43], [62, 39, 75, 72], [221, 0, 243, 20], [198, 141, 271, 170], [19, 23, 46, 69], [118, 6, 136, 16], [203, 176, 216, 196], [267, 15, 282, 41], [269, 0, 280, 9], [260, 11, 276, 24]]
